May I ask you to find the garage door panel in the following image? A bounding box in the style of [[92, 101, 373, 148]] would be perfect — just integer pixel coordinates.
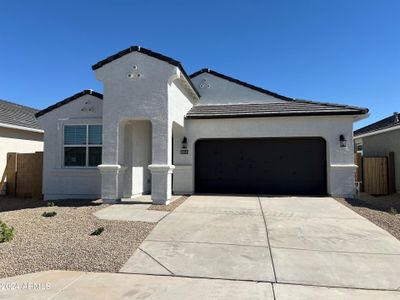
[[195, 138, 326, 195]]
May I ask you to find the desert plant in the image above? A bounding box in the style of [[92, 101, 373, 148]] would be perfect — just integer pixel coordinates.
[[42, 211, 57, 217], [90, 227, 104, 236], [47, 201, 55, 207], [389, 207, 398, 215], [0, 220, 14, 243]]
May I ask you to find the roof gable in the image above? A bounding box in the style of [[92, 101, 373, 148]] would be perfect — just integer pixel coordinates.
[[92, 46, 200, 98], [35, 90, 103, 118], [190, 69, 293, 102]]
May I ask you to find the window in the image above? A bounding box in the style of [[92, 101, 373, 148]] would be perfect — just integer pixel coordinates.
[[64, 125, 102, 167]]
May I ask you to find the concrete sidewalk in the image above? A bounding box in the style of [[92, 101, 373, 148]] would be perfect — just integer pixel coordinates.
[[1, 270, 400, 300], [93, 195, 182, 222]]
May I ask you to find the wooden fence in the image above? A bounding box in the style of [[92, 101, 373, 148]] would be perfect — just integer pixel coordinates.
[[0, 152, 43, 199], [354, 152, 395, 195]]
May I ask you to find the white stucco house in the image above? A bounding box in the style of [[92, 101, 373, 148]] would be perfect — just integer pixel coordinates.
[[0, 99, 43, 194], [35, 46, 368, 204]]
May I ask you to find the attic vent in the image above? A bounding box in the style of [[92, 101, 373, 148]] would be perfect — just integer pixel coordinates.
[[200, 79, 211, 89]]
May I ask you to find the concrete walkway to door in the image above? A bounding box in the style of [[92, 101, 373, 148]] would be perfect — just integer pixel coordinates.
[[120, 195, 400, 297]]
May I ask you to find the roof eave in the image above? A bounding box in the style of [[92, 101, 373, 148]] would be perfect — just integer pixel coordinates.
[[0, 122, 43, 133], [354, 123, 400, 139], [186, 111, 367, 120]]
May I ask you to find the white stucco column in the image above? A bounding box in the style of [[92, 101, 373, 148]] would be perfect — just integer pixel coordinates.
[[149, 121, 174, 205], [98, 164, 126, 203], [98, 119, 126, 203], [148, 164, 175, 204]]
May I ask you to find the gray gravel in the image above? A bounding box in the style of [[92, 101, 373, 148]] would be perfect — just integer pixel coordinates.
[[336, 197, 400, 241], [148, 195, 188, 212], [0, 197, 155, 278]]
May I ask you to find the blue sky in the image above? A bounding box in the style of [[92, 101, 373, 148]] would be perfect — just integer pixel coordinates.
[[0, 0, 399, 129]]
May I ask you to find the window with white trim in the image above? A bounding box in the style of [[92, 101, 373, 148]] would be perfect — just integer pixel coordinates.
[[64, 125, 102, 167]]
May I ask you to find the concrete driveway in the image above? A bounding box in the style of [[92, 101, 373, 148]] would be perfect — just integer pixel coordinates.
[[120, 195, 400, 298]]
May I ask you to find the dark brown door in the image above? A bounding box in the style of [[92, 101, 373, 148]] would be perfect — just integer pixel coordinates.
[[195, 138, 327, 195]]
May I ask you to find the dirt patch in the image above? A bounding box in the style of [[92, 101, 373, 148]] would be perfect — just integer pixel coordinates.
[[0, 197, 155, 278], [148, 196, 188, 212], [336, 196, 400, 241]]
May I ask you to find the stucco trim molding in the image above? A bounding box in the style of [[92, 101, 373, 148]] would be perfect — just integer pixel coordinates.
[[330, 164, 358, 169], [98, 164, 126, 174], [148, 164, 175, 174]]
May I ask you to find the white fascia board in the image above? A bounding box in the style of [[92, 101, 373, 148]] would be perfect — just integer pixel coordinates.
[[0, 122, 44, 133]]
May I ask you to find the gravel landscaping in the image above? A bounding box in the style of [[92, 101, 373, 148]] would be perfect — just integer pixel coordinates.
[[0, 197, 155, 278], [337, 194, 400, 241], [148, 195, 188, 212]]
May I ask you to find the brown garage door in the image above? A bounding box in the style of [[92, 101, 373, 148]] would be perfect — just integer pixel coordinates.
[[195, 138, 327, 195]]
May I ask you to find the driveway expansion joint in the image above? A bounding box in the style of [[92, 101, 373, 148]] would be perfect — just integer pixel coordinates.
[[138, 248, 175, 275], [258, 195, 277, 283], [274, 280, 400, 293], [115, 271, 276, 284], [48, 273, 86, 300], [145, 239, 270, 248], [270, 245, 400, 256]]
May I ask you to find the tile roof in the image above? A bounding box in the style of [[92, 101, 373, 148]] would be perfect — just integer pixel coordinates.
[[186, 101, 368, 119], [35, 90, 103, 118], [354, 113, 400, 137], [0, 99, 41, 131], [188, 69, 368, 119]]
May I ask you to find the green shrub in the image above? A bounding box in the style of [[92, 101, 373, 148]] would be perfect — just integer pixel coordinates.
[[47, 201, 55, 207], [0, 220, 14, 243], [42, 211, 57, 218], [90, 227, 104, 236], [389, 207, 398, 215]]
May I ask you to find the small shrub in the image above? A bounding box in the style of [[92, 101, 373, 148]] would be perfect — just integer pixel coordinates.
[[389, 207, 398, 215], [90, 227, 104, 236], [42, 211, 57, 218], [0, 221, 14, 243], [47, 201, 55, 207]]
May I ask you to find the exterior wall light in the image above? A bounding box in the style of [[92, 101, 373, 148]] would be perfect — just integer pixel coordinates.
[[180, 137, 189, 155], [339, 134, 347, 148], [181, 137, 188, 149]]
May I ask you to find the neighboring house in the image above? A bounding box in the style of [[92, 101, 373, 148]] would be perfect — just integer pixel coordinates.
[[35, 46, 368, 204], [0, 99, 44, 193], [354, 113, 400, 192]]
